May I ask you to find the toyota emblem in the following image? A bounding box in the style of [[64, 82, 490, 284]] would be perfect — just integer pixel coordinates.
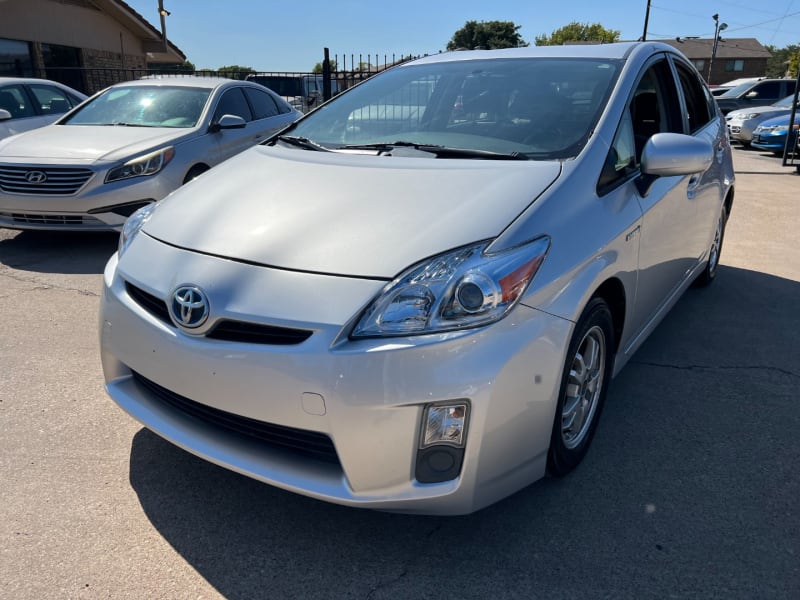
[[170, 285, 209, 329]]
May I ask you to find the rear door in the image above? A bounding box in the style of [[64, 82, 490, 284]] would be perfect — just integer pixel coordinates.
[[209, 87, 257, 163]]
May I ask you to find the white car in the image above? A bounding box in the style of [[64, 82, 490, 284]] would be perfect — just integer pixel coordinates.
[[725, 94, 797, 145], [0, 77, 86, 140], [0, 76, 301, 231]]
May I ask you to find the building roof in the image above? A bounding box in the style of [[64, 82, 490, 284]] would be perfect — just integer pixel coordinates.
[[100, 0, 186, 63], [657, 38, 772, 60]]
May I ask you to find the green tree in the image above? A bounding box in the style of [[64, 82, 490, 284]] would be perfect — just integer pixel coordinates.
[[446, 20, 528, 51], [216, 65, 256, 80], [312, 59, 338, 73], [535, 22, 620, 46], [765, 44, 799, 78]]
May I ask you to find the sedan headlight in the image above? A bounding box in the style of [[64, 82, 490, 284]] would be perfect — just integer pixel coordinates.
[[105, 146, 175, 183], [772, 125, 790, 134], [740, 113, 761, 119], [118, 202, 157, 256], [352, 236, 550, 338]]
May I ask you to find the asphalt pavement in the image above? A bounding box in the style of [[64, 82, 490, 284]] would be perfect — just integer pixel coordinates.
[[0, 145, 798, 599]]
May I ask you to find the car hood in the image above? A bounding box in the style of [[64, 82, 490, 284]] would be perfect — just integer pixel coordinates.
[[143, 145, 561, 279], [0, 124, 193, 162], [727, 105, 789, 118]]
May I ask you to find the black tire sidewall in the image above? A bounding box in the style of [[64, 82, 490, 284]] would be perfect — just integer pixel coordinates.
[[547, 297, 615, 476]]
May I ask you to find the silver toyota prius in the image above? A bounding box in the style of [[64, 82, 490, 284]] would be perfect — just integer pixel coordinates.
[[0, 76, 300, 231], [100, 43, 734, 515]]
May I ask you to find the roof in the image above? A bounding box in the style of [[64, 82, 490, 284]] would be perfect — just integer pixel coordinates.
[[657, 38, 772, 60], [410, 42, 646, 64], [114, 76, 236, 88], [98, 0, 186, 63]]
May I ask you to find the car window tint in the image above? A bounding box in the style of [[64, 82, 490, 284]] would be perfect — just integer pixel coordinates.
[[243, 87, 281, 119], [598, 59, 681, 194], [0, 85, 35, 119], [28, 84, 76, 114], [752, 81, 781, 101], [214, 88, 252, 122], [674, 62, 713, 133]]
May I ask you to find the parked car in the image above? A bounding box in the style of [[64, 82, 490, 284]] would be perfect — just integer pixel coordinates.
[[0, 77, 86, 140], [715, 78, 797, 115], [0, 76, 301, 231], [751, 112, 800, 154], [101, 42, 734, 515], [246, 73, 340, 113], [726, 94, 798, 146], [709, 76, 764, 97]]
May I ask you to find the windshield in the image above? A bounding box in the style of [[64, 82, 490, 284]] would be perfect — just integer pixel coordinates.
[[286, 57, 621, 159], [64, 85, 211, 127]]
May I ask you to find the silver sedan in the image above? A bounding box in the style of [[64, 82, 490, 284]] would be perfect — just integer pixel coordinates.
[[101, 43, 734, 515], [0, 77, 301, 231]]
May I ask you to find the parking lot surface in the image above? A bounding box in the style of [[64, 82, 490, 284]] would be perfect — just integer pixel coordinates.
[[1, 146, 798, 599]]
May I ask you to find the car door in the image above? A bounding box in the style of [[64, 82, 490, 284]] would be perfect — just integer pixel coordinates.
[[597, 56, 706, 343], [242, 86, 296, 137], [209, 86, 257, 163]]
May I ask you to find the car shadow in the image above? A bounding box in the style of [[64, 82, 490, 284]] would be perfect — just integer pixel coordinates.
[[0, 229, 118, 274], [127, 265, 800, 599]]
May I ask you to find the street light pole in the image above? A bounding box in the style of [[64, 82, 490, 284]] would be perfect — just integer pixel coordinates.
[[642, 0, 651, 41], [708, 13, 728, 83]]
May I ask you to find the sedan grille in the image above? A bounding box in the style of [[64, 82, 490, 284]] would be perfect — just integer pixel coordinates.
[[125, 281, 313, 345], [0, 166, 93, 195], [131, 371, 341, 465]]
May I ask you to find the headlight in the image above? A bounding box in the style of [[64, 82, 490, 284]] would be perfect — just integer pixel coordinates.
[[105, 147, 175, 183], [118, 203, 157, 256], [741, 113, 760, 119], [351, 236, 550, 338], [773, 125, 790, 134]]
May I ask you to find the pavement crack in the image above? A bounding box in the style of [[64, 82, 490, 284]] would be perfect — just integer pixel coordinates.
[[0, 271, 100, 298], [629, 360, 799, 379], [365, 569, 409, 600]]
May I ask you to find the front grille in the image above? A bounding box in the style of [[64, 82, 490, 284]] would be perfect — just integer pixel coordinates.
[[0, 165, 93, 195], [124, 281, 314, 345], [131, 371, 341, 465]]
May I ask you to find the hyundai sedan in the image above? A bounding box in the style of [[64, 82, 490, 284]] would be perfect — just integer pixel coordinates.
[[101, 43, 734, 515], [0, 77, 300, 231]]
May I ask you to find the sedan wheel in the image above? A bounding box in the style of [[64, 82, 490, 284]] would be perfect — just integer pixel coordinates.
[[694, 205, 727, 287], [547, 298, 614, 476]]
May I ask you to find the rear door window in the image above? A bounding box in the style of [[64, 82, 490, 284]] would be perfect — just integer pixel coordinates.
[[213, 88, 253, 122]]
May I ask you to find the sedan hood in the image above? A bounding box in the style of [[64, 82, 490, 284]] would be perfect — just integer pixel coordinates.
[[144, 145, 561, 278], [0, 124, 191, 162]]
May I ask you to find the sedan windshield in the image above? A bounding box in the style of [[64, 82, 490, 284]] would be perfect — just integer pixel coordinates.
[[286, 57, 621, 159], [64, 85, 211, 128]]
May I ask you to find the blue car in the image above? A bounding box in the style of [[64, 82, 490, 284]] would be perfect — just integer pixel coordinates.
[[751, 112, 800, 154]]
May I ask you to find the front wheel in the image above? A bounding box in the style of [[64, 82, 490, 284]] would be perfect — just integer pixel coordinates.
[[694, 204, 727, 287], [547, 298, 615, 476]]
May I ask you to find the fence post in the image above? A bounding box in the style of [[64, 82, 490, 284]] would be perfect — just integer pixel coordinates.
[[322, 47, 332, 101]]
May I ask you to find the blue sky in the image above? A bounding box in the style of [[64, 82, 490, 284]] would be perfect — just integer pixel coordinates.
[[123, 0, 800, 71]]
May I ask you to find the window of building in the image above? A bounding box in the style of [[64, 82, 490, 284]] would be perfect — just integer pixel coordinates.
[[725, 59, 745, 72], [692, 59, 706, 72], [0, 38, 33, 76]]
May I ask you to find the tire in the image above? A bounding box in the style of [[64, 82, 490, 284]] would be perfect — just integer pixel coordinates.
[[183, 166, 208, 184], [547, 298, 615, 476], [693, 204, 727, 287]]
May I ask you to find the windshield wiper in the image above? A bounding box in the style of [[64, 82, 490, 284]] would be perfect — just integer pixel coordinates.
[[274, 135, 332, 152], [337, 141, 529, 160]]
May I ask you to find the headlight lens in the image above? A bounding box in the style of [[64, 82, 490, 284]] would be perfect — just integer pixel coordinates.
[[773, 125, 790, 134], [741, 113, 760, 119], [351, 236, 550, 338], [118, 203, 157, 256], [105, 146, 175, 183]]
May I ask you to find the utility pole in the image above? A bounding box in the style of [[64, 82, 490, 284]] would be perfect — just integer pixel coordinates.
[[157, 0, 170, 52], [642, 0, 651, 41], [708, 13, 727, 83]]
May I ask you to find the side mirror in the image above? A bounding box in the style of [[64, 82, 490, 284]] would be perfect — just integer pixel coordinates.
[[0, 109, 11, 121], [636, 132, 713, 196], [745, 91, 759, 99], [209, 113, 246, 133]]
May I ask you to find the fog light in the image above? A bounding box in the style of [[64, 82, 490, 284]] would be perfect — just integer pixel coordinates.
[[422, 403, 468, 447], [416, 403, 469, 484]]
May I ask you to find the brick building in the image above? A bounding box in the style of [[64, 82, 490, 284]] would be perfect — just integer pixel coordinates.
[[657, 37, 772, 86]]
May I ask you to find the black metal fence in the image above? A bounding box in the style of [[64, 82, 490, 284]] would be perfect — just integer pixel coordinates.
[[1, 49, 425, 105]]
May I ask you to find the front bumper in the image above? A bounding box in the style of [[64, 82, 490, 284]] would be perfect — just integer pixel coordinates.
[[100, 234, 573, 515], [0, 161, 181, 231]]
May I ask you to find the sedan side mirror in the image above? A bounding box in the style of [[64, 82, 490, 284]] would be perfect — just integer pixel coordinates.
[[636, 132, 714, 196], [209, 114, 247, 133], [0, 109, 11, 121]]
